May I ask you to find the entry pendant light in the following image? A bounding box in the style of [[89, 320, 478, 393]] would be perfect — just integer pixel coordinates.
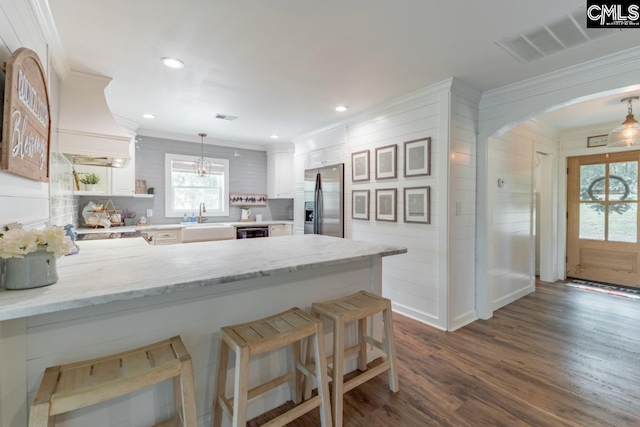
[[194, 133, 212, 177], [607, 96, 640, 148]]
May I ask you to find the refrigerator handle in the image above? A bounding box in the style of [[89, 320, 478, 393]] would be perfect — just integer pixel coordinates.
[[313, 172, 322, 234]]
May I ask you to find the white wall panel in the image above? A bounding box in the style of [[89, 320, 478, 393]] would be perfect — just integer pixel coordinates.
[[487, 123, 559, 311], [0, 0, 58, 228]]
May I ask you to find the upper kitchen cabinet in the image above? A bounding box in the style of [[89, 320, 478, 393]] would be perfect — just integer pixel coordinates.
[[293, 126, 347, 170], [306, 144, 344, 169], [109, 135, 136, 196], [267, 149, 294, 199], [73, 136, 136, 196]]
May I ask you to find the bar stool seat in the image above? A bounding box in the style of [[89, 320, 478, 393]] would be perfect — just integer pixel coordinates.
[[29, 335, 197, 427], [213, 307, 333, 427], [307, 291, 399, 427]]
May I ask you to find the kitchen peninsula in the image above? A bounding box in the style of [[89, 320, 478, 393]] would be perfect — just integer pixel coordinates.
[[0, 234, 406, 426]]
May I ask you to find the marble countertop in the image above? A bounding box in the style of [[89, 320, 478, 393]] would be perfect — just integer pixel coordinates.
[[0, 235, 406, 321]]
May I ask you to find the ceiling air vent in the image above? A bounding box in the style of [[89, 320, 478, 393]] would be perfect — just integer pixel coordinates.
[[497, 5, 619, 64], [214, 113, 238, 121]]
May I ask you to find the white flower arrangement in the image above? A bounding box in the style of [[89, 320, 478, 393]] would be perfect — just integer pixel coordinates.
[[0, 226, 75, 259]]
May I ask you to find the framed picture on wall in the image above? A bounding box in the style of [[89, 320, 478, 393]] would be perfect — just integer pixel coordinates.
[[587, 134, 608, 148], [351, 150, 370, 182], [375, 188, 397, 222], [375, 145, 397, 180], [404, 137, 431, 177], [352, 190, 370, 220], [404, 186, 430, 224]]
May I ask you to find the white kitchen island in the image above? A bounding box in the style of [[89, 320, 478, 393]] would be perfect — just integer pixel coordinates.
[[0, 234, 406, 427]]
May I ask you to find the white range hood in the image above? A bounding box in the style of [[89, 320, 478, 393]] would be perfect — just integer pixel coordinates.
[[57, 71, 132, 168]]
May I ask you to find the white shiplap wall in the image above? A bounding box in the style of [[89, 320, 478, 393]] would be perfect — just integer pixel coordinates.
[[487, 122, 559, 310], [346, 93, 445, 327], [339, 78, 480, 331], [0, 0, 59, 227], [448, 84, 481, 330]]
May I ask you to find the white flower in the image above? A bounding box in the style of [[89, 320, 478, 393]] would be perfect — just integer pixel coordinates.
[[0, 226, 75, 259]]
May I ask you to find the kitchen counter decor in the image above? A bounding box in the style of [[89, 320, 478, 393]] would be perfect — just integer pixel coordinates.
[[0, 226, 74, 290]]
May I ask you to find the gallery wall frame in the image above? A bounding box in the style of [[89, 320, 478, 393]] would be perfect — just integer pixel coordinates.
[[404, 186, 430, 224], [352, 189, 370, 220], [351, 150, 370, 182], [375, 144, 397, 180], [375, 188, 397, 222], [404, 137, 431, 177]]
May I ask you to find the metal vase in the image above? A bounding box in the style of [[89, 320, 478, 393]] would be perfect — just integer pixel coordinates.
[[2, 247, 59, 290]]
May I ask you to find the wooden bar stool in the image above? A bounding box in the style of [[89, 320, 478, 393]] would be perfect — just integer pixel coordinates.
[[306, 291, 399, 427], [28, 335, 198, 427], [212, 307, 332, 427]]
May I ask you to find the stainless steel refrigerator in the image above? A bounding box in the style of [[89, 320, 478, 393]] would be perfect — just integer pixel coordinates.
[[304, 164, 344, 238]]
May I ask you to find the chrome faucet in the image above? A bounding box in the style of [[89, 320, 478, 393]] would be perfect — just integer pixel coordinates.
[[198, 202, 207, 223]]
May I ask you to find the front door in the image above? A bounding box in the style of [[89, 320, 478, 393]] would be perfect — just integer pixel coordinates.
[[567, 151, 640, 287]]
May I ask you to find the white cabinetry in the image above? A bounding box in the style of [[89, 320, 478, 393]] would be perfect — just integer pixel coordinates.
[[110, 137, 136, 195], [269, 224, 293, 237], [306, 144, 344, 169], [145, 229, 180, 245], [267, 151, 294, 199], [73, 138, 136, 196]]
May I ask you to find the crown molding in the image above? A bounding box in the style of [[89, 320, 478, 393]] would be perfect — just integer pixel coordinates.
[[28, 0, 70, 78], [136, 129, 267, 151], [480, 46, 640, 110]]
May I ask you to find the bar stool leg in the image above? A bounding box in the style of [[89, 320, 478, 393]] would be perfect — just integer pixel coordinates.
[[382, 304, 399, 392], [232, 346, 249, 427], [302, 335, 314, 401], [313, 324, 333, 427], [357, 317, 368, 372], [332, 317, 345, 427], [291, 341, 302, 404], [28, 365, 59, 427], [213, 337, 229, 427]]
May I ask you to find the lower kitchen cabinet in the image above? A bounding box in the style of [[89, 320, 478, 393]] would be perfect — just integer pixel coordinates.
[[269, 224, 293, 237], [145, 229, 180, 245]]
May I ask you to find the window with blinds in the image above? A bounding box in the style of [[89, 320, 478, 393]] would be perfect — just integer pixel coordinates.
[[164, 153, 230, 217]]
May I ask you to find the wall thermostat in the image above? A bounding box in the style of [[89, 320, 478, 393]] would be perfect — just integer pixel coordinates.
[[497, 178, 505, 188]]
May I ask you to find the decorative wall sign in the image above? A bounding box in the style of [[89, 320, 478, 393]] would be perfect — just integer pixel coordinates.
[[587, 134, 608, 148], [352, 190, 370, 220], [1, 47, 51, 182], [229, 193, 268, 206], [375, 188, 396, 222], [404, 186, 430, 224], [404, 137, 431, 177], [375, 144, 397, 180], [351, 150, 370, 182]]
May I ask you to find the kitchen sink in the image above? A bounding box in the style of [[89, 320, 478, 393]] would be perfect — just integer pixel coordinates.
[[181, 224, 235, 243]]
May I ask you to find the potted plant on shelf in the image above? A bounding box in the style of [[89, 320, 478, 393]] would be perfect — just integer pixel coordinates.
[[121, 209, 137, 226], [78, 173, 100, 192], [147, 187, 155, 195]]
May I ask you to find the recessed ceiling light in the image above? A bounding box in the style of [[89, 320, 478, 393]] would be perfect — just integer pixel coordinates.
[[335, 105, 349, 112], [270, 135, 279, 139], [142, 113, 156, 119], [161, 57, 185, 69]]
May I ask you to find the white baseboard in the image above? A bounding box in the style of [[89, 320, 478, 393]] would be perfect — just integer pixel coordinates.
[[391, 301, 447, 331], [492, 285, 535, 311]]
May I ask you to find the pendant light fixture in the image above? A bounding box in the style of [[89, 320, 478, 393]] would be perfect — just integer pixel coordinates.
[[607, 96, 640, 148], [194, 133, 212, 177]]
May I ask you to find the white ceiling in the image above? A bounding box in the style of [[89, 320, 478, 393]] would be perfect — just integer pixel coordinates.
[[47, 0, 640, 146]]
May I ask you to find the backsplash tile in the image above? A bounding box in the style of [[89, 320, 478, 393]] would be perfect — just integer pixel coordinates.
[[50, 153, 79, 227]]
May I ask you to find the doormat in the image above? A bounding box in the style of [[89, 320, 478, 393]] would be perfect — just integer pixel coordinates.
[[566, 280, 640, 300]]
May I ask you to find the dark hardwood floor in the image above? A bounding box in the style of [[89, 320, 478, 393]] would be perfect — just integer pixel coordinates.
[[248, 281, 640, 426]]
